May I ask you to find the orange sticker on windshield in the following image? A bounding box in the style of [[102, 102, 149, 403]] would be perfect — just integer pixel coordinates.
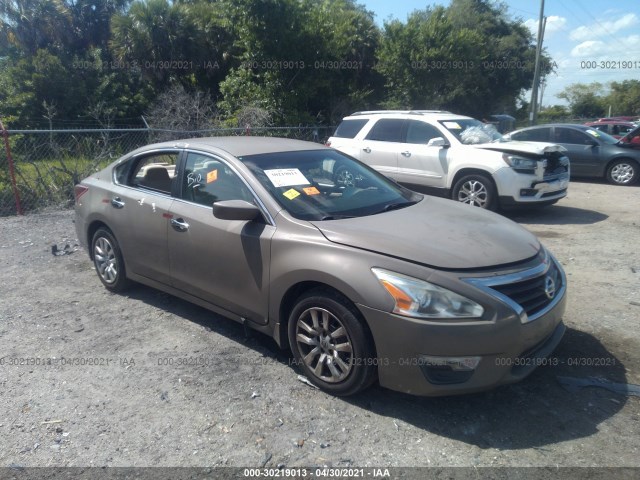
[[283, 188, 300, 200], [206, 170, 218, 183], [303, 186, 320, 196]]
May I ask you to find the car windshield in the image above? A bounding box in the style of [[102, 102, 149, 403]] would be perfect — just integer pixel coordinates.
[[439, 119, 506, 145], [240, 149, 420, 221], [582, 127, 619, 145]]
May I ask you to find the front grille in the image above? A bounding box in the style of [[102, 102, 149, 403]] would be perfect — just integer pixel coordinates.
[[544, 154, 569, 176], [490, 261, 563, 319]]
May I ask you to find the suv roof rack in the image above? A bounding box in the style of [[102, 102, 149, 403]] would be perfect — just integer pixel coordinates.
[[350, 110, 452, 116]]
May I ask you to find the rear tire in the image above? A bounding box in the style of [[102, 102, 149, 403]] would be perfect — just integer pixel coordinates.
[[606, 159, 638, 185], [288, 289, 376, 396], [451, 173, 497, 210], [91, 228, 130, 292]]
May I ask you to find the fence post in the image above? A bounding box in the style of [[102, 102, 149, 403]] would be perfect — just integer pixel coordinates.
[[0, 119, 23, 216]]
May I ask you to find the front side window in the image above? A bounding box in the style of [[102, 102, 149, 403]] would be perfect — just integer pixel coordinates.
[[181, 152, 254, 207], [511, 128, 551, 142], [365, 119, 405, 142], [240, 149, 420, 221], [405, 120, 443, 144], [554, 128, 591, 145], [129, 152, 179, 194]]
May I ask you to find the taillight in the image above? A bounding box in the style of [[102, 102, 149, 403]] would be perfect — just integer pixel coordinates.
[[74, 184, 89, 203], [325, 140, 332, 146]]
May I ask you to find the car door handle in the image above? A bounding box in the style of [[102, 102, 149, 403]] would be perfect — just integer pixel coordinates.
[[170, 218, 190, 232], [111, 197, 125, 209], [401, 151, 412, 157], [362, 147, 371, 153]]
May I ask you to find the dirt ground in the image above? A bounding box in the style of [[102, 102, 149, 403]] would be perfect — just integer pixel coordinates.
[[0, 179, 639, 469]]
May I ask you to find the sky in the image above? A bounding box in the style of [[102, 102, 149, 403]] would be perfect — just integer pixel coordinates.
[[360, 0, 640, 108]]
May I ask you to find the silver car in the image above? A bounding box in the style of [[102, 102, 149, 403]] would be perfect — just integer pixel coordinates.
[[75, 137, 567, 396]]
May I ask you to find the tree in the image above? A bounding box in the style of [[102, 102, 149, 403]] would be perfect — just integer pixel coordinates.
[[375, 0, 550, 118], [557, 83, 606, 118], [605, 80, 640, 116]]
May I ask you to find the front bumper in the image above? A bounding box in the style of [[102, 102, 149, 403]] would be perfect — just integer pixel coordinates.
[[493, 167, 569, 206], [359, 260, 567, 396]]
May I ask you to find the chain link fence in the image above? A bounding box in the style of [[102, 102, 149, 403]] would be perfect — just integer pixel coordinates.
[[0, 126, 335, 216]]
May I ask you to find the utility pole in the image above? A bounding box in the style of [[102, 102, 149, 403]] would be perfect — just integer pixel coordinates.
[[529, 0, 546, 125]]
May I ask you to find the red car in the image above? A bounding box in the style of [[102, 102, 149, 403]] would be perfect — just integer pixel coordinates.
[[584, 121, 637, 139]]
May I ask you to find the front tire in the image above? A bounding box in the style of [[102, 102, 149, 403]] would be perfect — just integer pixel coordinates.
[[288, 289, 376, 396], [606, 159, 638, 185], [452, 173, 497, 210], [91, 228, 129, 292]]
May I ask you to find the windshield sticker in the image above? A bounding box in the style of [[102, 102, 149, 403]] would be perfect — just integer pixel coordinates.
[[443, 121, 462, 129], [283, 188, 301, 200], [265, 168, 311, 187], [303, 186, 320, 196], [586, 129, 600, 137], [206, 169, 218, 183]]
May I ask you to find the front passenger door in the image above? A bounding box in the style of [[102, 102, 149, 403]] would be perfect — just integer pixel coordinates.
[[396, 120, 448, 189], [168, 151, 275, 325]]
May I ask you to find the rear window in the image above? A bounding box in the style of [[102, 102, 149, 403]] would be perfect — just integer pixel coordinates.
[[333, 119, 368, 139]]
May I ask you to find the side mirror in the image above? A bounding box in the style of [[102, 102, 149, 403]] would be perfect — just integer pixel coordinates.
[[213, 200, 262, 221], [427, 137, 449, 148]]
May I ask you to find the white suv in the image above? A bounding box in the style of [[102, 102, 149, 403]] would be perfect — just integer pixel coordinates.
[[327, 111, 570, 210]]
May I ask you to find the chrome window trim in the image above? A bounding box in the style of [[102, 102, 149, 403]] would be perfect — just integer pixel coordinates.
[[463, 249, 567, 324]]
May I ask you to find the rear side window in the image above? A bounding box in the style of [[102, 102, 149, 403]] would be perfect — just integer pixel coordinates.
[[365, 119, 405, 142], [333, 119, 368, 138], [130, 152, 179, 194], [511, 128, 551, 142]]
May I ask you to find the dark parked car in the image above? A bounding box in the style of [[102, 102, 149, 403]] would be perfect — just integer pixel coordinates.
[[75, 137, 566, 397], [506, 124, 640, 185]]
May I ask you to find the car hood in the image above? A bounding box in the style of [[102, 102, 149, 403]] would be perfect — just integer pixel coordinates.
[[310, 197, 541, 270], [472, 140, 567, 156]]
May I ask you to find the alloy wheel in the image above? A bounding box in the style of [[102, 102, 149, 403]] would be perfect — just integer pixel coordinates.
[[294, 307, 354, 383]]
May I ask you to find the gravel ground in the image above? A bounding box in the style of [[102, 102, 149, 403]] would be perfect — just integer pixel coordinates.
[[0, 179, 639, 469]]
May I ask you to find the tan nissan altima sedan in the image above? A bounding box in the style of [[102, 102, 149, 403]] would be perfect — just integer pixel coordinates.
[[74, 137, 567, 397]]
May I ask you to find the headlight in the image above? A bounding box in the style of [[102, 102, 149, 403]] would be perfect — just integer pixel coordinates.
[[502, 154, 538, 170], [372, 268, 484, 319]]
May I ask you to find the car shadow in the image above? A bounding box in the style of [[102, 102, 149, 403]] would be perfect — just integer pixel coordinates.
[[503, 205, 608, 225], [122, 285, 626, 451], [343, 326, 628, 450]]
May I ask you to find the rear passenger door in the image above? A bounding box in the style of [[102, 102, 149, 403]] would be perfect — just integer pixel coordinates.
[[396, 120, 449, 189], [359, 118, 404, 179], [111, 150, 180, 285]]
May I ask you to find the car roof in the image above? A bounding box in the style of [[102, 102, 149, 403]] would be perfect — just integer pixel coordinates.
[[585, 120, 635, 125], [516, 123, 591, 131], [132, 136, 326, 158], [343, 110, 472, 121]]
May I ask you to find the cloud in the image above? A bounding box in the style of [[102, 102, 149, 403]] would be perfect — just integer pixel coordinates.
[[525, 15, 567, 39], [570, 34, 640, 58], [570, 13, 638, 41]]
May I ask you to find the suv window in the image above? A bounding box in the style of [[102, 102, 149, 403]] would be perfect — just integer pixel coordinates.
[[129, 152, 178, 194], [512, 128, 551, 142], [333, 119, 368, 139], [181, 152, 253, 206], [405, 120, 442, 144], [365, 119, 405, 142]]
